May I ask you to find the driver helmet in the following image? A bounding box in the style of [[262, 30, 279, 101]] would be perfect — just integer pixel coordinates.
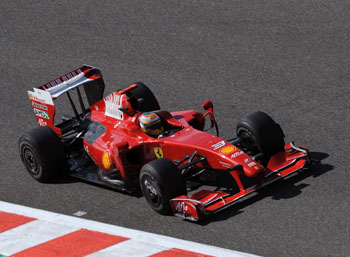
[[139, 112, 164, 137]]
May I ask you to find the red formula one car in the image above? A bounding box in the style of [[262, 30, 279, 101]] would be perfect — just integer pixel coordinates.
[[19, 65, 311, 221]]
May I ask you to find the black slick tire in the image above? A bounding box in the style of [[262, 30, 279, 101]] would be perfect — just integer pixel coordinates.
[[19, 126, 67, 182], [139, 158, 187, 214], [236, 111, 285, 161], [128, 82, 160, 112]]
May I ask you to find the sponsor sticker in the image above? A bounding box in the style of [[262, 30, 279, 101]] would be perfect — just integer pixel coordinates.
[[175, 201, 187, 213], [32, 102, 48, 110], [212, 140, 225, 150], [231, 151, 244, 158], [220, 146, 235, 154], [41, 68, 84, 90], [34, 108, 49, 119], [102, 152, 112, 169], [219, 161, 231, 168], [38, 119, 47, 126], [154, 147, 163, 159], [244, 158, 251, 163], [254, 166, 259, 170], [28, 88, 54, 105], [248, 161, 256, 167], [29, 93, 44, 103]]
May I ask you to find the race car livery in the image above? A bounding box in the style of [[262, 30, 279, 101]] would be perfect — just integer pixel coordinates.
[[19, 65, 311, 221]]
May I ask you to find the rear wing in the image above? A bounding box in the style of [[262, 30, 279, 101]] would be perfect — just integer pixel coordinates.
[[28, 65, 105, 136]]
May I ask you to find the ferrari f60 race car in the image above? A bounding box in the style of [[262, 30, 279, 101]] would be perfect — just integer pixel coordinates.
[[19, 65, 311, 221]]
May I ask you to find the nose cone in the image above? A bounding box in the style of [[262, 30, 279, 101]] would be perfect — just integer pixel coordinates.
[[219, 149, 264, 177], [243, 160, 264, 177]]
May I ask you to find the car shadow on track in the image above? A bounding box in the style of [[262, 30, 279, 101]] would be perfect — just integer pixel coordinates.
[[197, 151, 333, 225], [47, 174, 144, 197], [46, 152, 333, 215]]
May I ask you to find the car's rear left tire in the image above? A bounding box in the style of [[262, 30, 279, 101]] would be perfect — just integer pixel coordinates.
[[19, 126, 67, 182], [139, 158, 187, 214]]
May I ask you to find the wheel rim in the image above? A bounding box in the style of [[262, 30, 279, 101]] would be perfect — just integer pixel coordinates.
[[142, 176, 161, 207], [239, 131, 258, 150], [23, 147, 39, 175]]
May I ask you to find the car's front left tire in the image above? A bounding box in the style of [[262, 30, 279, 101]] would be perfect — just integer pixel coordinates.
[[139, 158, 187, 214]]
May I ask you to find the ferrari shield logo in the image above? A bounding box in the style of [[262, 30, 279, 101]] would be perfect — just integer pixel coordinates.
[[154, 147, 163, 159]]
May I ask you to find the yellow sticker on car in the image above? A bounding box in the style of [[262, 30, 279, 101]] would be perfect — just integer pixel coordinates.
[[154, 147, 163, 159], [220, 146, 235, 154], [102, 151, 112, 169]]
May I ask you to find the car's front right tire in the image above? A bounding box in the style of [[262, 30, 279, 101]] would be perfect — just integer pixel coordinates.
[[237, 111, 285, 163]]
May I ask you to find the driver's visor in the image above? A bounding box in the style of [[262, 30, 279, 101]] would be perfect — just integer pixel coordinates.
[[141, 122, 162, 130]]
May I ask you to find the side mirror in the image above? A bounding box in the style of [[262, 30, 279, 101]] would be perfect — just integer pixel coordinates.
[[202, 99, 213, 111], [201, 99, 219, 136]]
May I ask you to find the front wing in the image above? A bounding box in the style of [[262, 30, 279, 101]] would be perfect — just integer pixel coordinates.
[[170, 142, 311, 221]]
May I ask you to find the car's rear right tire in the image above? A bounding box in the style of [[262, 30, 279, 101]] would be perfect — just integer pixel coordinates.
[[128, 82, 160, 112]]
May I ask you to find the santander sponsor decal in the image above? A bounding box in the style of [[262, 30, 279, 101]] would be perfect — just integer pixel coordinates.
[[28, 88, 54, 105], [211, 140, 225, 150]]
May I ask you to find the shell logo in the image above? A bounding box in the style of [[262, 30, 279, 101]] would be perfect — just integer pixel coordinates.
[[102, 151, 112, 169], [220, 146, 235, 154]]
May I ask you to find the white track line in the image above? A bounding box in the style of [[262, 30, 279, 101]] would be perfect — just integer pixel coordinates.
[[0, 201, 261, 257], [0, 220, 78, 256], [86, 240, 168, 257]]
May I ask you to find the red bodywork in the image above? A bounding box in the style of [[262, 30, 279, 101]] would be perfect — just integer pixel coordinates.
[[84, 87, 310, 221], [28, 65, 311, 221]]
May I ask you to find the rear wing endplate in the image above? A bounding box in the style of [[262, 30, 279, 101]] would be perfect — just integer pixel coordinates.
[[28, 65, 105, 136]]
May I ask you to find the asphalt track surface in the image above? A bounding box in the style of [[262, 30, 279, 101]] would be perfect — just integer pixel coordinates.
[[0, 1, 349, 257]]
